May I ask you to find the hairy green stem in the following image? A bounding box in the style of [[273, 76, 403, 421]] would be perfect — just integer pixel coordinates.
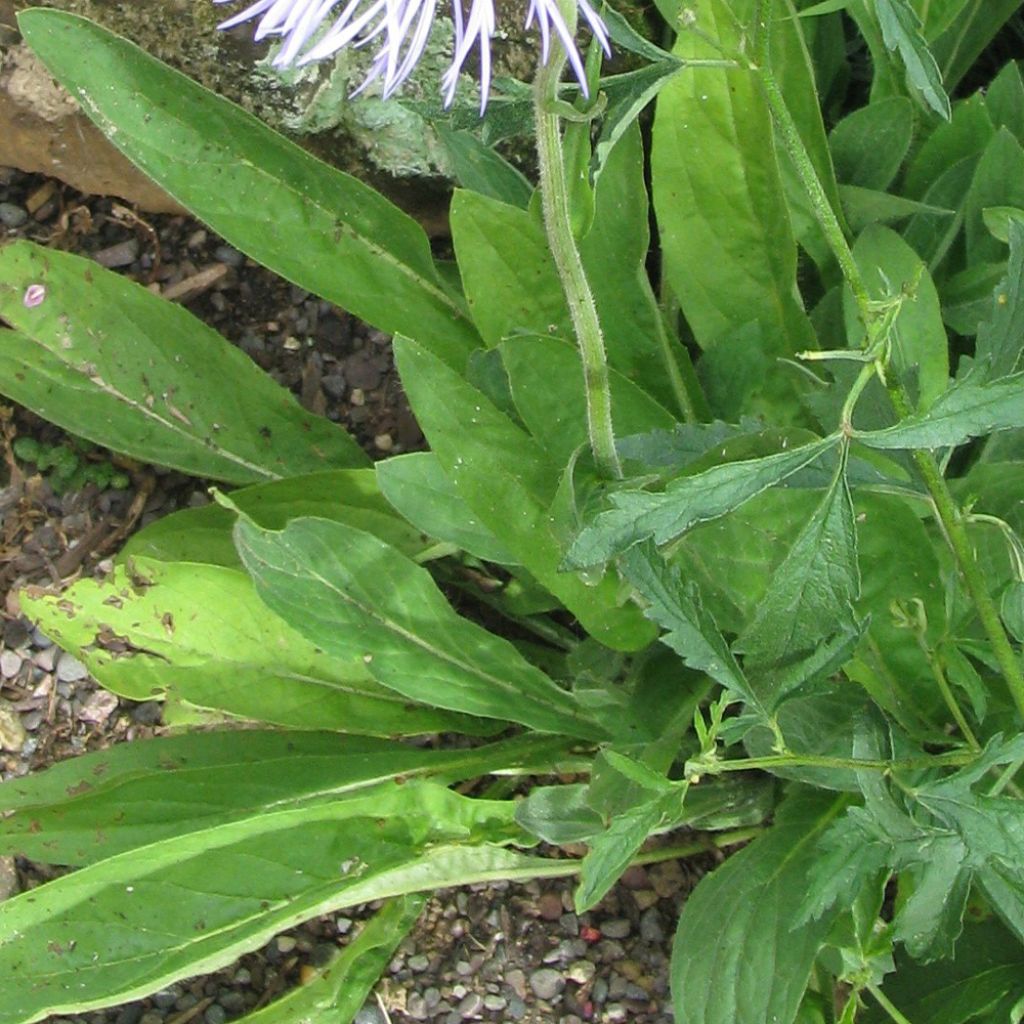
[[754, 0, 1024, 721], [534, 43, 621, 479]]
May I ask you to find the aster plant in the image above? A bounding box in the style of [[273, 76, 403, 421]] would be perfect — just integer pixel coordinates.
[[3, 3, 1024, 1024]]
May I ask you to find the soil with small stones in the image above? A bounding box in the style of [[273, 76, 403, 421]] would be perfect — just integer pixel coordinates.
[[0, 166, 723, 1024]]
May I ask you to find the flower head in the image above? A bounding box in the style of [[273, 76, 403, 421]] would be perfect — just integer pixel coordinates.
[[215, 0, 609, 111]]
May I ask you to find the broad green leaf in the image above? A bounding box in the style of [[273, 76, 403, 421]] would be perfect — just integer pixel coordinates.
[[985, 60, 1024, 145], [450, 191, 569, 346], [435, 126, 532, 208], [0, 781, 558, 1024], [651, 0, 816, 358], [515, 784, 607, 845], [234, 514, 606, 738], [567, 436, 838, 566], [394, 335, 656, 650], [940, 261, 1008, 337], [965, 128, 1024, 267], [376, 452, 516, 563], [0, 731, 566, 864], [829, 96, 914, 190], [500, 335, 677, 466], [853, 372, 1024, 449], [0, 244, 366, 484], [16, 9, 479, 368], [122, 469, 429, 567], [863, 918, 1024, 1024], [735, 454, 859, 678], [973, 218, 1024, 381], [903, 93, 992, 200], [671, 789, 848, 1024], [846, 225, 949, 409], [618, 543, 758, 710], [21, 560, 482, 736], [874, 0, 951, 119], [241, 895, 425, 1024], [982, 206, 1024, 243]]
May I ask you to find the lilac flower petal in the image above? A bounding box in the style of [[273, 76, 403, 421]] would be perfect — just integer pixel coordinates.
[[215, 0, 609, 108], [23, 284, 45, 308]]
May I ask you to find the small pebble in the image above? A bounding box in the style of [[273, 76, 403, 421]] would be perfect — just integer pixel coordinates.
[[0, 202, 28, 228], [233, 969, 251, 986], [354, 1005, 387, 1024], [457, 992, 483, 1018], [336, 916, 353, 935], [0, 650, 23, 678], [482, 995, 507, 1011], [506, 997, 527, 1021], [130, 701, 163, 726], [529, 968, 565, 1001], [56, 652, 88, 683], [640, 907, 665, 944], [276, 935, 297, 954], [601, 918, 631, 939], [217, 991, 246, 1013], [406, 994, 427, 1020], [33, 646, 56, 672], [408, 954, 430, 972], [605, 1003, 628, 1023], [567, 960, 596, 985], [114, 1003, 144, 1024], [537, 891, 563, 921], [152, 990, 178, 1010], [214, 244, 244, 267], [204, 1004, 227, 1024]]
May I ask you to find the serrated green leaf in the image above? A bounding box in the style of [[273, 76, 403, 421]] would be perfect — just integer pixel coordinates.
[[853, 372, 1024, 450], [874, 0, 951, 119], [234, 515, 606, 738], [0, 781, 551, 1024], [671, 789, 848, 1024], [567, 436, 838, 566], [0, 245, 366, 484], [735, 453, 859, 674], [21, 559, 481, 737]]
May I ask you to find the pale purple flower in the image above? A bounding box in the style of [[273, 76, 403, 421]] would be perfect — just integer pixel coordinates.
[[215, 0, 610, 111], [23, 284, 45, 308]]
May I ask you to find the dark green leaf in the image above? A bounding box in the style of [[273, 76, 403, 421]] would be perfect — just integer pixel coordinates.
[[929, 0, 1023, 93], [0, 244, 366, 484], [829, 96, 914, 190], [671, 789, 848, 1024], [973, 218, 1024, 381], [965, 128, 1024, 267], [985, 60, 1024, 145], [853, 372, 1024, 449], [515, 784, 606, 845], [234, 515, 606, 738], [903, 93, 992, 200], [567, 437, 838, 566], [435, 126, 532, 208], [839, 185, 954, 233], [736, 454, 859, 674]]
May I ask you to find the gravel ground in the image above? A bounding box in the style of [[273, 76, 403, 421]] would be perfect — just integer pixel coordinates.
[[0, 166, 725, 1024]]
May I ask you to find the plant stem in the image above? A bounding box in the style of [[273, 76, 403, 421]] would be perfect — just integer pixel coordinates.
[[754, 0, 1024, 721], [533, 33, 621, 479], [866, 981, 916, 1024], [701, 749, 974, 775]]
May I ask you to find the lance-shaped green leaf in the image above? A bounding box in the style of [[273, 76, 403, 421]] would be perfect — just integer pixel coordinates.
[[17, 9, 479, 368], [436, 126, 533, 208], [0, 245, 366, 484], [671, 789, 848, 1024], [122, 469, 428, 568], [234, 514, 607, 739], [0, 731, 569, 865], [853, 372, 1024, 450], [0, 781, 561, 1024], [735, 453, 860, 677], [873, 0, 951, 119], [241, 894, 425, 1024], [567, 436, 838, 566], [394, 335, 656, 651], [651, 0, 816, 358], [829, 97, 914, 190], [21, 560, 481, 737]]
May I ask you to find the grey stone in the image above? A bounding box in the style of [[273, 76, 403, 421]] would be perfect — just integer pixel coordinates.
[[506, 996, 527, 1021], [601, 918, 631, 939], [354, 1005, 387, 1024], [640, 907, 665, 944], [114, 1003, 144, 1024], [151, 989, 178, 1010], [528, 968, 565, 1001], [130, 701, 163, 725], [457, 992, 483, 1018], [0, 202, 27, 227], [406, 994, 428, 1020], [408, 954, 430, 972], [204, 1004, 227, 1024], [482, 995, 507, 1011], [0, 650, 23, 678], [55, 651, 88, 682], [214, 244, 244, 267], [218, 991, 247, 1013]]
